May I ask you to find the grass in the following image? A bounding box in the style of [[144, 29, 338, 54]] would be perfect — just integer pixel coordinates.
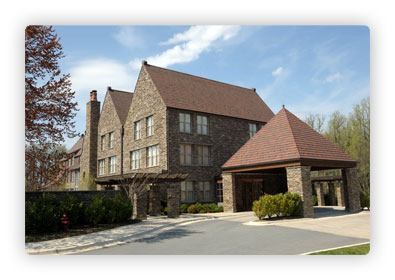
[[309, 243, 370, 255]]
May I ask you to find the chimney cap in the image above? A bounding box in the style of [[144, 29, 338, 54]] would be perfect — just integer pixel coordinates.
[[107, 86, 112, 91], [90, 90, 97, 101], [142, 60, 148, 65], [252, 88, 256, 92]]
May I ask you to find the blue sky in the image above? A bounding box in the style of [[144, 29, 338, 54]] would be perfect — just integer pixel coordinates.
[[54, 25, 370, 148]]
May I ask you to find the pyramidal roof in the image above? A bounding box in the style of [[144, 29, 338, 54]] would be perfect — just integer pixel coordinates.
[[143, 63, 274, 123], [108, 89, 134, 125], [222, 107, 357, 170]]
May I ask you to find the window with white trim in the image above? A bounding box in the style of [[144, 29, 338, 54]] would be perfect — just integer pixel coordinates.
[[131, 150, 141, 170], [181, 181, 194, 202], [101, 135, 106, 151], [146, 115, 154, 137], [197, 145, 210, 166], [134, 120, 141, 140], [109, 156, 117, 174], [109, 131, 114, 149], [71, 156, 75, 166], [249, 123, 257, 138], [198, 181, 211, 202], [98, 159, 105, 175], [197, 115, 208, 135], [179, 113, 191, 133], [180, 144, 192, 165], [147, 145, 159, 167]]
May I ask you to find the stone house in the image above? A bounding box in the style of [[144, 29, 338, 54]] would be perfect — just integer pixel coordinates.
[[68, 61, 360, 219]]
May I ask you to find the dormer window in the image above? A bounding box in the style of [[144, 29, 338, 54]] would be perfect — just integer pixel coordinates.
[[249, 123, 257, 138]]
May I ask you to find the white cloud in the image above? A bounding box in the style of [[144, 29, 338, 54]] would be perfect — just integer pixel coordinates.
[[130, 25, 240, 69], [113, 26, 144, 49], [324, 72, 343, 83], [272, 66, 283, 76]]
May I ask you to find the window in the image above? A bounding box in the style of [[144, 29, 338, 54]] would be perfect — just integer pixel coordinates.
[[198, 181, 211, 202], [249, 123, 257, 138], [109, 131, 114, 149], [146, 115, 154, 137], [74, 170, 80, 187], [181, 181, 194, 202], [134, 120, 141, 140], [147, 145, 159, 167], [101, 135, 106, 151], [98, 159, 105, 175], [71, 156, 74, 166], [217, 182, 223, 203], [197, 145, 210, 165], [109, 156, 117, 174], [180, 144, 192, 165], [197, 115, 208, 135], [179, 113, 191, 133], [131, 150, 141, 170]]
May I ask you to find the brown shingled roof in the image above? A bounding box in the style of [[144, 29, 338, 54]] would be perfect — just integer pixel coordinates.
[[144, 64, 274, 122], [222, 107, 357, 170], [68, 135, 84, 155], [109, 89, 134, 125]]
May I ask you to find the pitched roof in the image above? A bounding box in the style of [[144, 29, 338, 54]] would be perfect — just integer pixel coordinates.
[[222, 107, 357, 170], [143, 64, 274, 122], [108, 89, 134, 125], [67, 135, 84, 156]]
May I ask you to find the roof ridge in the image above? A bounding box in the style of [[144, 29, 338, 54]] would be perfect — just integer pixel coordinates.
[[144, 64, 256, 93], [109, 88, 133, 94], [283, 108, 302, 159]]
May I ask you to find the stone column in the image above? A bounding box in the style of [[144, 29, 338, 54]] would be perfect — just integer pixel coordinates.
[[328, 182, 337, 206], [342, 168, 361, 213], [336, 181, 345, 207], [167, 182, 181, 218], [132, 190, 148, 220], [222, 173, 237, 212], [315, 182, 325, 206], [286, 166, 314, 218], [149, 183, 162, 216]]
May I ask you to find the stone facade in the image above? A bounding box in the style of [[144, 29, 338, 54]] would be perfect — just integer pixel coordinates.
[[79, 95, 100, 190], [328, 182, 337, 205], [149, 184, 162, 216], [286, 166, 314, 218], [336, 182, 345, 206], [342, 168, 361, 212], [167, 183, 181, 218], [222, 173, 236, 212]]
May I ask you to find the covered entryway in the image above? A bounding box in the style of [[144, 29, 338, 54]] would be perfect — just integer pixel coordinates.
[[221, 106, 360, 218]]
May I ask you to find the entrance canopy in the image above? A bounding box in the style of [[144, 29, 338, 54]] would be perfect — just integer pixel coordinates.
[[222, 106, 357, 172]]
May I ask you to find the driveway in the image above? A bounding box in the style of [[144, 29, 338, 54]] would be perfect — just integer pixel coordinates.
[[77, 207, 370, 255]]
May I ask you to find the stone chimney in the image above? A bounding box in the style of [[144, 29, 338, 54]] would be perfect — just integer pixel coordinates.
[[90, 90, 97, 101]]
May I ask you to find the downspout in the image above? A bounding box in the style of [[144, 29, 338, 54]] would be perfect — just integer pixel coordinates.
[[120, 126, 124, 175]]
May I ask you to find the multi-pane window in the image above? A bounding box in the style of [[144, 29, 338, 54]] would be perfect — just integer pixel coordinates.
[[131, 150, 141, 170], [249, 123, 257, 138], [197, 145, 210, 165], [71, 156, 75, 166], [217, 182, 223, 203], [181, 181, 194, 202], [109, 156, 117, 174], [147, 145, 159, 167], [198, 181, 211, 202], [134, 120, 141, 140], [109, 132, 114, 149], [197, 115, 208, 135], [180, 144, 192, 165], [146, 115, 154, 137], [98, 159, 106, 175], [101, 135, 106, 151], [179, 113, 191, 133]]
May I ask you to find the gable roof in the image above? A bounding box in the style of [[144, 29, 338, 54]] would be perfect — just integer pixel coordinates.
[[108, 88, 134, 125], [222, 107, 357, 170], [143, 63, 274, 123], [67, 135, 84, 156]]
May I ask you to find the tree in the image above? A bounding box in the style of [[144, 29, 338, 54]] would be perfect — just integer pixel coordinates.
[[305, 113, 326, 134], [25, 26, 78, 190]]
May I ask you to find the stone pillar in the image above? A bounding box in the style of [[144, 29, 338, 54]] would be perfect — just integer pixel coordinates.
[[328, 182, 337, 206], [149, 184, 162, 216], [222, 173, 237, 212], [342, 168, 361, 213], [336, 181, 345, 207], [132, 191, 148, 220], [167, 183, 181, 218], [286, 166, 314, 218], [315, 182, 325, 206]]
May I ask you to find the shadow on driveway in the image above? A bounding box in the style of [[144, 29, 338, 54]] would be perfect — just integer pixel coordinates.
[[134, 227, 202, 244]]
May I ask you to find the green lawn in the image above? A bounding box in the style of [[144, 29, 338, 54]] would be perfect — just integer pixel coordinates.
[[309, 243, 370, 255]]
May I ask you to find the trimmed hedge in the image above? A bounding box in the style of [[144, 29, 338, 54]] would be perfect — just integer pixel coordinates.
[[186, 203, 223, 214], [252, 192, 301, 220]]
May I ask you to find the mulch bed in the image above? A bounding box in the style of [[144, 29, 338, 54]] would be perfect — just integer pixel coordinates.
[[25, 220, 140, 243]]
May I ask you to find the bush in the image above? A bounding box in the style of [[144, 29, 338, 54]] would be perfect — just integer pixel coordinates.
[[84, 195, 105, 225], [273, 193, 283, 217], [180, 204, 188, 213], [187, 204, 198, 214], [59, 194, 83, 227], [252, 192, 302, 220], [312, 195, 318, 206], [27, 193, 60, 233], [360, 191, 370, 210], [103, 198, 117, 224], [289, 192, 301, 216], [281, 192, 296, 216], [215, 205, 224, 212], [25, 200, 37, 233], [113, 194, 133, 223]]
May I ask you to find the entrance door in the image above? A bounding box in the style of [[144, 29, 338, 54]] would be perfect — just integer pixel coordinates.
[[242, 182, 254, 211]]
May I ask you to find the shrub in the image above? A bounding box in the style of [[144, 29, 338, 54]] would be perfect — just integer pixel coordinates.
[[103, 198, 117, 224], [312, 195, 318, 206], [195, 203, 203, 213], [360, 191, 370, 210], [290, 192, 301, 216], [215, 205, 224, 212], [273, 193, 284, 217], [84, 195, 105, 225], [199, 209, 207, 213], [180, 204, 188, 213], [281, 192, 295, 216], [31, 193, 60, 233], [113, 194, 133, 223], [59, 194, 83, 227], [187, 204, 198, 214], [25, 200, 37, 233], [252, 192, 302, 220]]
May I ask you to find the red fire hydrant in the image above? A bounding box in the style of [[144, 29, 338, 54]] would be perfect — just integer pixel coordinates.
[[61, 214, 69, 232]]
